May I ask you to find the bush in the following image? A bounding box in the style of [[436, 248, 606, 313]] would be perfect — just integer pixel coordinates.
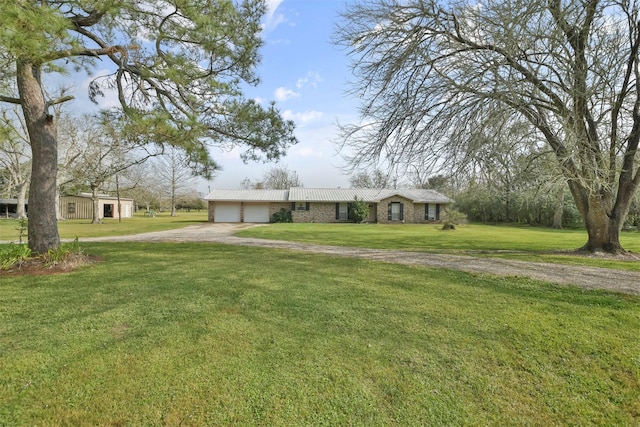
[[351, 197, 369, 223], [271, 208, 292, 223], [441, 209, 467, 230]]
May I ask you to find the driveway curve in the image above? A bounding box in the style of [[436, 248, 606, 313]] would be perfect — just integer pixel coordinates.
[[78, 223, 640, 296]]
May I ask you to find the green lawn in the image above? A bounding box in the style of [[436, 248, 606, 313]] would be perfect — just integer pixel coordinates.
[[237, 223, 640, 271], [0, 211, 208, 241], [1, 242, 639, 425]]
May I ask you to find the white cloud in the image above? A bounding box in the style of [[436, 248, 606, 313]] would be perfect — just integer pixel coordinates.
[[262, 0, 286, 34], [296, 71, 324, 89], [274, 87, 300, 102], [282, 109, 323, 124]]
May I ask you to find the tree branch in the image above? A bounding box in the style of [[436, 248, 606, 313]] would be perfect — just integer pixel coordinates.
[[43, 46, 124, 63], [46, 95, 74, 108], [0, 95, 21, 105]]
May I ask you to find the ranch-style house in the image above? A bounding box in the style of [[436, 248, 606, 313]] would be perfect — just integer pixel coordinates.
[[205, 187, 451, 224]]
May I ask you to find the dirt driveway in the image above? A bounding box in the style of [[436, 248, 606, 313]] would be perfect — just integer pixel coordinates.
[[79, 223, 640, 296]]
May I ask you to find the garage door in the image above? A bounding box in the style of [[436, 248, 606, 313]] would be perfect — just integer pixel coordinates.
[[215, 203, 241, 222], [244, 204, 270, 223]]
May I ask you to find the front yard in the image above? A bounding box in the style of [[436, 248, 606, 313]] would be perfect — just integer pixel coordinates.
[[1, 241, 638, 425]]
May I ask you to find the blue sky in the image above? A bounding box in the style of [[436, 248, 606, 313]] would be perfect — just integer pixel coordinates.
[[64, 0, 358, 191], [209, 0, 358, 190]]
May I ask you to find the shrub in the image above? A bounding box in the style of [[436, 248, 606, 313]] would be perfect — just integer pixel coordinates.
[[271, 208, 292, 223], [441, 209, 467, 230], [351, 197, 369, 223]]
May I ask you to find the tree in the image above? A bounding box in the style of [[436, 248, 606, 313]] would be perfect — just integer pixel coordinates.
[[0, 108, 30, 218], [262, 165, 302, 189], [0, 1, 296, 253], [154, 146, 210, 216], [337, 0, 640, 253], [66, 113, 148, 223], [349, 169, 389, 188], [241, 165, 301, 189], [119, 162, 163, 213]]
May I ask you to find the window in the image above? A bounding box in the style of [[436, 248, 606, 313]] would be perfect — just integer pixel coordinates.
[[425, 204, 441, 220], [425, 204, 434, 220], [295, 202, 309, 211], [337, 203, 349, 220], [388, 202, 404, 221], [67, 202, 76, 214]]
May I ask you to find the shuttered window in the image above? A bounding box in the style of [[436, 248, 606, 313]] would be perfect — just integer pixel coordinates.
[[389, 202, 403, 221]]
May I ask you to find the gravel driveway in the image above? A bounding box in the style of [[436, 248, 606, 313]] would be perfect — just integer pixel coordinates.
[[79, 223, 640, 296]]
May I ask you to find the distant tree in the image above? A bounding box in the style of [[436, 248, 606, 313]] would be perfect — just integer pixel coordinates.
[[262, 166, 302, 189], [154, 146, 215, 216], [175, 190, 206, 212], [66, 113, 149, 223], [349, 169, 388, 188], [1, 1, 296, 253], [240, 177, 257, 190], [0, 108, 30, 218], [119, 162, 163, 212]]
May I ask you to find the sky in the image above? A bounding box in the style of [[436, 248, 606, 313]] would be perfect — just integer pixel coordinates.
[[206, 0, 358, 190], [60, 0, 360, 193]]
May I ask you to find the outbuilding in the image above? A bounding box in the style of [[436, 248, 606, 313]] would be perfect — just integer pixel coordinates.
[[59, 193, 134, 220]]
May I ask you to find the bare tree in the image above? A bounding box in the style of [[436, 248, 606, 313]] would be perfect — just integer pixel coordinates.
[[0, 108, 30, 218], [66, 113, 149, 223], [337, 0, 640, 253], [349, 169, 389, 188], [154, 146, 208, 216], [262, 166, 302, 189]]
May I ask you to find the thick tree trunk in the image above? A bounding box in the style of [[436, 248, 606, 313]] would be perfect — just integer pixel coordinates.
[[570, 184, 626, 253], [17, 61, 60, 253]]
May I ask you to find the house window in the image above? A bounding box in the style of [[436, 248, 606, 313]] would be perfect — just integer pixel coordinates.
[[337, 203, 349, 220], [67, 202, 76, 214], [295, 202, 309, 211], [388, 202, 403, 221], [425, 204, 441, 220]]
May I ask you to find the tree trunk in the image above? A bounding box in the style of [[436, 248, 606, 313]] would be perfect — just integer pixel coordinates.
[[16, 180, 28, 219], [91, 185, 101, 224], [570, 184, 625, 253], [17, 61, 60, 253], [552, 186, 564, 229]]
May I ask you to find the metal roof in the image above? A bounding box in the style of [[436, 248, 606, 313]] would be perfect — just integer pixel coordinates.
[[204, 189, 290, 202], [289, 188, 450, 203], [205, 188, 450, 203]]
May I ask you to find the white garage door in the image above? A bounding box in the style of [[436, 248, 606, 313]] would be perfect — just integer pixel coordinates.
[[215, 203, 241, 222], [244, 204, 270, 223]]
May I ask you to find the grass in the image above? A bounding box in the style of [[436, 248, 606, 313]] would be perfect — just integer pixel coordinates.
[[237, 223, 640, 271], [0, 210, 208, 241], [1, 242, 639, 425]]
